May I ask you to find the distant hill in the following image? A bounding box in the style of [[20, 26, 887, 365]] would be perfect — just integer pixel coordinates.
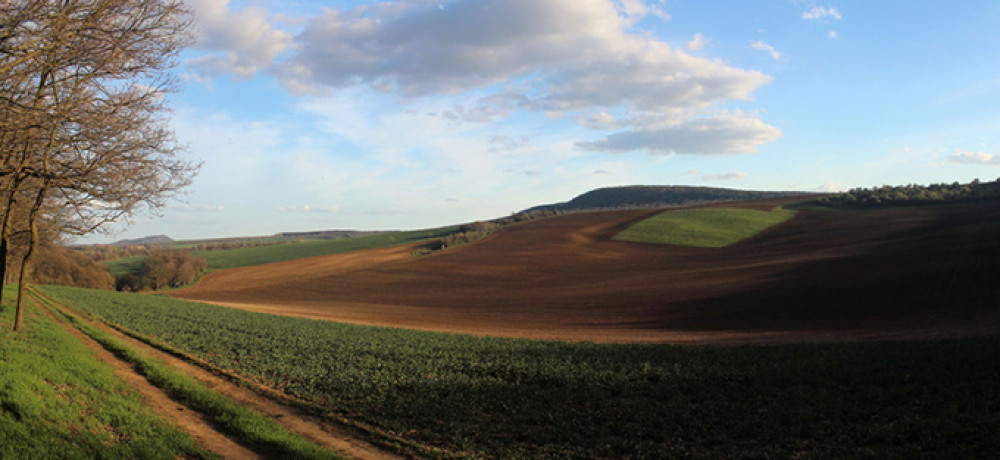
[[524, 185, 812, 213], [275, 230, 387, 240], [111, 235, 173, 246]]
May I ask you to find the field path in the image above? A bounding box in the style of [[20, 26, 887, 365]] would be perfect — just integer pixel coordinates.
[[173, 198, 1000, 344], [34, 297, 262, 460], [36, 294, 401, 460]]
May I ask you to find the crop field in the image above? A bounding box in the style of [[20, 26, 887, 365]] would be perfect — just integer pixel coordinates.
[[0, 288, 211, 459], [612, 206, 796, 247], [102, 255, 145, 278], [174, 198, 1000, 343], [40, 284, 1000, 458], [192, 225, 459, 271]]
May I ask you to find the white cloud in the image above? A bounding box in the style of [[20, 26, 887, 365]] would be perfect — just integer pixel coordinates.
[[702, 171, 748, 181], [576, 111, 781, 155], [281, 0, 770, 111], [828, 30, 839, 39], [185, 0, 292, 79], [686, 32, 708, 51], [187, 0, 779, 160], [948, 149, 1000, 166], [576, 111, 619, 129], [751, 40, 781, 60], [802, 6, 842, 20]]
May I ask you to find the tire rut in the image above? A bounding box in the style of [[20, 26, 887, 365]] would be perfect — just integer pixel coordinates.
[[33, 295, 262, 460], [34, 291, 402, 460]]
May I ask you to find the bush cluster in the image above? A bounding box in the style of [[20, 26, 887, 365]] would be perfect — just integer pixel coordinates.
[[817, 178, 1000, 207], [134, 249, 207, 291], [28, 246, 115, 290], [439, 209, 562, 249]]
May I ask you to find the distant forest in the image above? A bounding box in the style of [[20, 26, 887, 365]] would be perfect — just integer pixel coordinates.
[[526, 185, 810, 213], [816, 178, 1000, 207]]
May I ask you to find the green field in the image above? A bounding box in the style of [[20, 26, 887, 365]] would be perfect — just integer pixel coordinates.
[[102, 255, 146, 278], [613, 206, 797, 247], [193, 226, 457, 271], [0, 288, 212, 459], [40, 285, 1000, 459], [101, 226, 459, 278]]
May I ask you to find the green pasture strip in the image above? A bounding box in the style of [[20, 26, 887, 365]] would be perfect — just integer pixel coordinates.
[[0, 287, 213, 460], [39, 285, 1000, 459], [30, 289, 344, 460], [101, 255, 146, 278], [194, 225, 460, 271], [613, 206, 797, 247]]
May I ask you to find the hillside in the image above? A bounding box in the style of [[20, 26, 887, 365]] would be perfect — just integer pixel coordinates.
[[525, 185, 812, 213], [111, 235, 173, 246], [172, 197, 1000, 343]]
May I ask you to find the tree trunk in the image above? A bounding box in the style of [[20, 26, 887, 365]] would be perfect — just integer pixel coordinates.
[[0, 178, 22, 299], [13, 186, 45, 332]]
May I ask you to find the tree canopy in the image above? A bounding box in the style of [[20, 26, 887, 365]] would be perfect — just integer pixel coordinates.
[[1, 0, 197, 330]]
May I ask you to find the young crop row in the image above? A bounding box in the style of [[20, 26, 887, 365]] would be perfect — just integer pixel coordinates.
[[39, 285, 1000, 459]]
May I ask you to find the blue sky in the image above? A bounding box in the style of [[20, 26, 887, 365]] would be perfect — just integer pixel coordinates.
[[82, 0, 1000, 243]]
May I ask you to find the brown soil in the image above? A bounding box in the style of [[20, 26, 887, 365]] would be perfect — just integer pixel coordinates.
[[173, 198, 1000, 344], [37, 295, 400, 460], [35, 298, 261, 460]]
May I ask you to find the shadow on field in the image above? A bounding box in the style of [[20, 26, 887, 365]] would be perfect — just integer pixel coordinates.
[[623, 200, 1000, 333]]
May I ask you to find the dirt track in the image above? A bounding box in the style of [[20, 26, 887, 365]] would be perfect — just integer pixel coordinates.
[[173, 198, 1000, 344]]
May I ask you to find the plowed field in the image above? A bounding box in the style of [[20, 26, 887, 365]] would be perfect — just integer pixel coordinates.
[[172, 198, 1000, 343]]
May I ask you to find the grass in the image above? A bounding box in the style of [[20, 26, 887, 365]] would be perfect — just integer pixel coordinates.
[[194, 225, 459, 271], [30, 289, 345, 460], [101, 225, 459, 279], [40, 285, 1000, 459], [102, 255, 146, 278], [0, 287, 214, 460], [613, 206, 797, 247]]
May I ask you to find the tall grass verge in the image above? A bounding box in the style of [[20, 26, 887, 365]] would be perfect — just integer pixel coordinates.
[[0, 287, 214, 459], [31, 289, 344, 460]]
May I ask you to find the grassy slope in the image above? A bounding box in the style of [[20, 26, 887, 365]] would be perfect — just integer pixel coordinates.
[[613, 206, 797, 248], [101, 226, 459, 278], [32, 291, 343, 460], [102, 255, 146, 278], [41, 285, 1000, 459], [0, 287, 212, 459], [194, 226, 458, 271]]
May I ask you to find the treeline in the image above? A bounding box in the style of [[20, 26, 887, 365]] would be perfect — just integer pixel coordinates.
[[116, 249, 207, 292], [528, 185, 810, 213], [816, 178, 1000, 207], [416, 209, 563, 255], [77, 238, 294, 262]]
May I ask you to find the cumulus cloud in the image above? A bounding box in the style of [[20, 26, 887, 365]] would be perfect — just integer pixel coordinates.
[[576, 111, 781, 155], [185, 0, 292, 79], [281, 0, 770, 111], [802, 6, 842, 20], [686, 32, 708, 51], [828, 30, 839, 39], [948, 149, 1000, 165], [701, 171, 748, 181], [190, 0, 779, 158], [576, 111, 619, 129], [751, 40, 781, 60]]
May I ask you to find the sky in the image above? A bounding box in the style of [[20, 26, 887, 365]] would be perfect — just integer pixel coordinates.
[[81, 0, 1000, 243]]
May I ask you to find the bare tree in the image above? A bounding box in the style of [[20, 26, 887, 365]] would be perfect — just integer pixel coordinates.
[[0, 0, 197, 331]]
